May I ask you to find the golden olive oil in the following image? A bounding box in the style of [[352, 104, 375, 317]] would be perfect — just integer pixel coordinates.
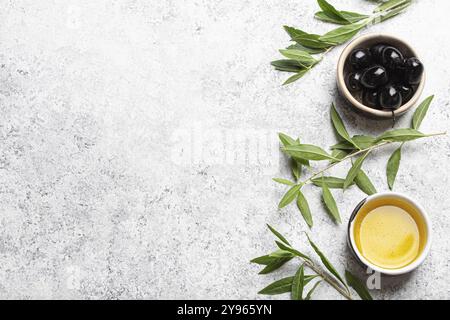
[[353, 197, 427, 269]]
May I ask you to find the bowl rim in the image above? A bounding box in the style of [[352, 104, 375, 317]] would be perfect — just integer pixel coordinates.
[[347, 192, 432, 276], [337, 33, 426, 118]]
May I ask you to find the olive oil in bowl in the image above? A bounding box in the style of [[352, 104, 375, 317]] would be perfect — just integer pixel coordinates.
[[348, 193, 431, 275]]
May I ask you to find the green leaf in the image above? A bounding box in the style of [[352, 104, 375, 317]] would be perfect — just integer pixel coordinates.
[[291, 160, 301, 181], [297, 190, 313, 228], [273, 178, 295, 186], [331, 149, 349, 163], [258, 275, 317, 295], [294, 34, 335, 49], [275, 241, 311, 262], [258, 257, 293, 274], [305, 280, 322, 300], [355, 170, 377, 195], [278, 184, 302, 208], [311, 176, 351, 189], [278, 132, 298, 147], [412, 95, 434, 130], [291, 264, 305, 300], [345, 270, 373, 300], [340, 11, 370, 23], [352, 135, 377, 150], [315, 11, 349, 25], [319, 20, 370, 44], [267, 224, 291, 246], [374, 0, 411, 13], [344, 151, 370, 190], [330, 141, 355, 151], [283, 70, 309, 85], [286, 43, 326, 54], [315, 10, 369, 25], [282, 144, 336, 161], [378, 2, 411, 22], [375, 128, 427, 143], [330, 103, 358, 149], [284, 27, 335, 49], [271, 59, 305, 73], [251, 255, 275, 265], [269, 249, 295, 258], [284, 26, 308, 39], [387, 146, 402, 190], [317, 0, 348, 23], [279, 49, 318, 66], [251, 251, 293, 265], [258, 277, 294, 295], [307, 235, 348, 291], [321, 179, 341, 223]]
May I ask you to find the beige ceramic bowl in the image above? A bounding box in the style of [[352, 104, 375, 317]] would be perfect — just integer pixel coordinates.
[[337, 33, 425, 119]]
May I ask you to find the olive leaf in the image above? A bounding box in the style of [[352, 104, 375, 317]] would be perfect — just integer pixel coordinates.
[[278, 132, 297, 146], [297, 190, 313, 228], [258, 257, 293, 274], [283, 70, 309, 85], [319, 19, 370, 44], [278, 184, 302, 209], [352, 135, 377, 149], [315, 11, 348, 24], [375, 128, 427, 142], [330, 103, 358, 149], [286, 43, 326, 54], [267, 224, 291, 246], [291, 264, 306, 300], [378, 2, 411, 22], [312, 176, 351, 189], [355, 170, 377, 195], [387, 146, 402, 190], [306, 234, 348, 292], [283, 26, 333, 49], [279, 49, 318, 66], [345, 270, 373, 300], [321, 179, 342, 223], [374, 0, 411, 13], [258, 275, 317, 295], [269, 249, 296, 258], [315, 11, 368, 25], [331, 135, 376, 151], [305, 280, 322, 300], [291, 160, 301, 181], [344, 151, 370, 190], [271, 60, 305, 73], [331, 149, 349, 163], [275, 241, 312, 262], [282, 144, 336, 161], [412, 95, 434, 130], [340, 11, 370, 23], [273, 178, 295, 186], [317, 0, 349, 24]]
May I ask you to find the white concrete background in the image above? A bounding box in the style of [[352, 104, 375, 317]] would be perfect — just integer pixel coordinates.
[[0, 0, 448, 299]]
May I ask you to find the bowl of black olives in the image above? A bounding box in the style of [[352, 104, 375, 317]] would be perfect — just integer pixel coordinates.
[[337, 33, 425, 118]]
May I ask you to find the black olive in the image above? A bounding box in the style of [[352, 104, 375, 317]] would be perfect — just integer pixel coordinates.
[[349, 48, 372, 70], [362, 90, 380, 109], [381, 46, 404, 70], [370, 43, 388, 63], [404, 57, 424, 85], [361, 65, 389, 89], [346, 72, 362, 91], [379, 85, 403, 110], [398, 85, 414, 103]]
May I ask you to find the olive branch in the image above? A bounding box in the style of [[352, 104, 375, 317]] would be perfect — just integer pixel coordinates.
[[273, 0, 414, 85]]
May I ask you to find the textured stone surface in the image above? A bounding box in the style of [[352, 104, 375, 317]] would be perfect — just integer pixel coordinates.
[[0, 0, 448, 299]]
